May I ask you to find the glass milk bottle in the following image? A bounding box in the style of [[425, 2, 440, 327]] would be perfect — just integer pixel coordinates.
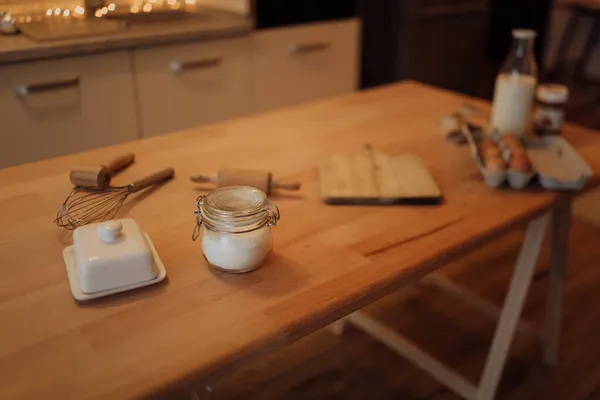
[[490, 29, 538, 135]]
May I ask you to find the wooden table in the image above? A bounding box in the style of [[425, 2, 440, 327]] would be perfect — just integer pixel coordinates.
[[1, 82, 599, 400]]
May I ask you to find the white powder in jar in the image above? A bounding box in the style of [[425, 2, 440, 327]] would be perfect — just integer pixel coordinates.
[[201, 226, 273, 273]]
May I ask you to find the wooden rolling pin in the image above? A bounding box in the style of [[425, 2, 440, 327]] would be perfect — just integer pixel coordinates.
[[70, 153, 135, 189], [190, 168, 301, 195]]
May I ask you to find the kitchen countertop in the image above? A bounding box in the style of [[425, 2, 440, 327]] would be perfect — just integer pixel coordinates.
[[1, 82, 600, 399], [0, 8, 252, 64]]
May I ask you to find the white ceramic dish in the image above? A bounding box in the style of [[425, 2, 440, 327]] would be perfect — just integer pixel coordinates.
[[63, 233, 167, 301], [75, 219, 158, 293]]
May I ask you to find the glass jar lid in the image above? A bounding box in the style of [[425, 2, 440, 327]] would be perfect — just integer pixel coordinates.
[[204, 186, 267, 218], [536, 84, 569, 104], [192, 186, 280, 239]]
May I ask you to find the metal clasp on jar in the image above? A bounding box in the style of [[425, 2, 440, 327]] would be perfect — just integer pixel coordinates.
[[265, 202, 280, 227], [192, 195, 205, 241]]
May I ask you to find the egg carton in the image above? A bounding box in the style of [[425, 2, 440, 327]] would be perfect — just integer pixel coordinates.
[[463, 128, 591, 191]]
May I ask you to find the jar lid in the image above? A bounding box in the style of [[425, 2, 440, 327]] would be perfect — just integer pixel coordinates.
[[537, 84, 569, 104], [512, 29, 537, 39], [195, 186, 280, 236], [204, 185, 267, 217]]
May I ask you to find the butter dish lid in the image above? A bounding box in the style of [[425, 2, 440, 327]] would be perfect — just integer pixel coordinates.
[[73, 218, 153, 270]]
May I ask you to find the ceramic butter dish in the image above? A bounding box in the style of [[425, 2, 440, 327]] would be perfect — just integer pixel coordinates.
[[63, 218, 166, 301]]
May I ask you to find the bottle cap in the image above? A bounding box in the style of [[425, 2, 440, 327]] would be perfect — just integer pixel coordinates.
[[537, 84, 569, 104], [512, 29, 537, 39]]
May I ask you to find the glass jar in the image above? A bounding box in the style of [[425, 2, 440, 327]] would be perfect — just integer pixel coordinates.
[[533, 84, 569, 136], [490, 29, 539, 135], [192, 186, 280, 273]]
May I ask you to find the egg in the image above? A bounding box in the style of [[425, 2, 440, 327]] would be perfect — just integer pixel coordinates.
[[510, 154, 533, 173], [502, 135, 522, 150], [485, 156, 507, 172], [480, 139, 498, 151], [482, 146, 502, 158], [509, 146, 527, 156]]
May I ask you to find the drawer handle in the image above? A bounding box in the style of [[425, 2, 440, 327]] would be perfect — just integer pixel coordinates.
[[169, 57, 222, 73], [14, 78, 79, 96], [287, 42, 330, 55]]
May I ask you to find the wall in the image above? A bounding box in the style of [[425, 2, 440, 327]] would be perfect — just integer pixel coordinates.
[[544, 0, 600, 79]]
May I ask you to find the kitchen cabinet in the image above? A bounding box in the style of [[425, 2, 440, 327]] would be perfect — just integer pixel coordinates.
[[252, 19, 360, 112], [0, 52, 138, 168], [133, 37, 252, 137], [2, 19, 361, 166]]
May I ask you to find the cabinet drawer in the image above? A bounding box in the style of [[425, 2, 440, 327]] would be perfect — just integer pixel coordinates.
[[133, 37, 252, 137], [253, 19, 360, 112], [0, 52, 138, 168]]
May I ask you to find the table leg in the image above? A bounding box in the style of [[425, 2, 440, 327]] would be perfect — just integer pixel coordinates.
[[189, 385, 213, 400], [476, 214, 550, 400], [543, 198, 571, 367], [346, 213, 550, 400], [330, 319, 347, 336]]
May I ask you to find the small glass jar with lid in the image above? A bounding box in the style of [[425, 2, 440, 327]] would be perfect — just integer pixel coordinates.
[[533, 84, 569, 136], [192, 186, 280, 273]]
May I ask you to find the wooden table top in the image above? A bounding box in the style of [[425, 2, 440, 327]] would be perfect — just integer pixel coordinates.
[[1, 82, 599, 399]]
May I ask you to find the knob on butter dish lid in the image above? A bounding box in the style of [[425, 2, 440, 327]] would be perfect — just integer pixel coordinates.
[[63, 218, 167, 300]]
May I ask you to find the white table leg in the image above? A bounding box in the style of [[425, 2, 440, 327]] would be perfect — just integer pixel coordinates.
[[421, 275, 541, 339], [189, 385, 213, 400], [476, 214, 550, 400], [347, 311, 478, 399], [543, 198, 570, 367], [346, 213, 550, 400], [330, 319, 347, 336]]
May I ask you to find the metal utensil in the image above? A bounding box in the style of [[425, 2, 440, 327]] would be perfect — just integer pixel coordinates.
[[0, 11, 18, 35], [55, 168, 175, 230]]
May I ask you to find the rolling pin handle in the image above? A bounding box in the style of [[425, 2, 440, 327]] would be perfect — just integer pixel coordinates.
[[190, 175, 218, 184], [272, 181, 301, 191]]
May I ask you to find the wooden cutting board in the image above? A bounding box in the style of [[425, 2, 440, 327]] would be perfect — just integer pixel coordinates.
[[319, 145, 443, 205]]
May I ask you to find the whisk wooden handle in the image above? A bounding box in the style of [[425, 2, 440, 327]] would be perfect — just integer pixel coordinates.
[[129, 168, 175, 193]]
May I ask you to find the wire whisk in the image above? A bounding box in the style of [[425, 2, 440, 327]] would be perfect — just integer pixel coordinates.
[[55, 168, 175, 230]]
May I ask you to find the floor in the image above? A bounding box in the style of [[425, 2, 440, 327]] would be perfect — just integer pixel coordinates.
[[209, 214, 600, 400]]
